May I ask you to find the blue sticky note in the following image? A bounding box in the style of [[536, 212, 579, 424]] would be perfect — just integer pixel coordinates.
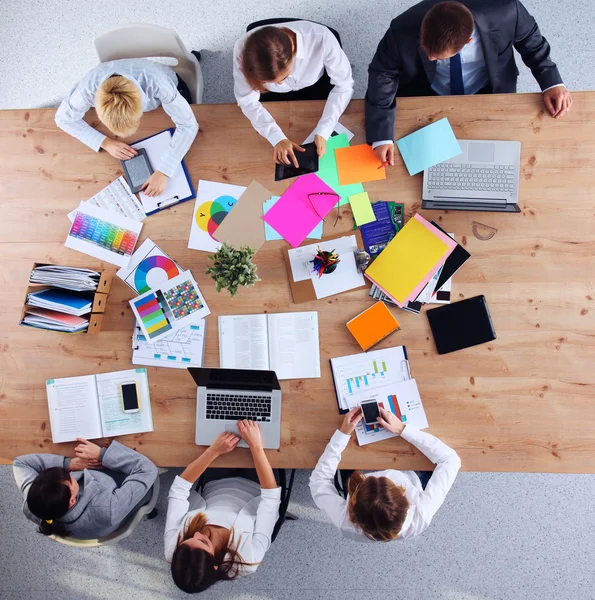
[[263, 196, 323, 241], [396, 117, 462, 176]]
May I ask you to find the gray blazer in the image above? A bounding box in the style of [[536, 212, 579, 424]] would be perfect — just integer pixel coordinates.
[[13, 441, 158, 539]]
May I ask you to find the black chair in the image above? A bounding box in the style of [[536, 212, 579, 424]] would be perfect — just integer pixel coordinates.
[[246, 18, 341, 47]]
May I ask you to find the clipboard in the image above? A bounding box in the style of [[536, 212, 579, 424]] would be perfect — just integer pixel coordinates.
[[131, 128, 196, 215], [282, 229, 367, 303]]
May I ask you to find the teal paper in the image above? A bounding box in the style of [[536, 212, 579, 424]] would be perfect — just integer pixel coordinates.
[[316, 133, 364, 205], [396, 117, 462, 176], [263, 197, 323, 241]]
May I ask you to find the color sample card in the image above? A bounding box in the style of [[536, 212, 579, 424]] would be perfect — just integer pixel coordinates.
[[396, 117, 462, 175], [129, 272, 211, 343], [335, 144, 387, 186], [65, 202, 142, 268], [263, 197, 323, 241], [348, 192, 376, 226]]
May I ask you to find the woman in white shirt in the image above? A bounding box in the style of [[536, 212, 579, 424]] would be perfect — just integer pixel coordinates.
[[310, 407, 461, 542], [165, 420, 281, 593], [233, 20, 354, 168], [55, 58, 198, 197]]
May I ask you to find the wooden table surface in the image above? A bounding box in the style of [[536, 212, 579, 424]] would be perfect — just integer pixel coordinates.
[[1, 93, 594, 472]]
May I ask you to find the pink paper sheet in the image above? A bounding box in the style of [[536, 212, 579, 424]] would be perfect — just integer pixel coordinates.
[[262, 174, 337, 247]]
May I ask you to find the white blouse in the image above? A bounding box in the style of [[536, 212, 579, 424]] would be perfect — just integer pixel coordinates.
[[233, 20, 354, 146]]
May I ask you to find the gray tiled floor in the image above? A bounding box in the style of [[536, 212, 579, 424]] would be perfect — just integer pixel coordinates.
[[1, 1, 595, 599]]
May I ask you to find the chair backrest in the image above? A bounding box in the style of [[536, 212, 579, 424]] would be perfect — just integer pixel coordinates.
[[50, 476, 160, 548], [93, 23, 203, 103], [246, 18, 342, 47]]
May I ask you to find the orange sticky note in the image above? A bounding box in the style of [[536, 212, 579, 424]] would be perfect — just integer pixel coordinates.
[[346, 301, 400, 351], [335, 144, 387, 186]]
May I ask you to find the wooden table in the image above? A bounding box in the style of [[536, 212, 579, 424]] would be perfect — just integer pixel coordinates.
[[1, 93, 594, 472]]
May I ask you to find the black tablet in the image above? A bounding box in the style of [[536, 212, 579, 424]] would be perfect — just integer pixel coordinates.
[[274, 142, 319, 181], [427, 295, 496, 354], [121, 148, 153, 193]]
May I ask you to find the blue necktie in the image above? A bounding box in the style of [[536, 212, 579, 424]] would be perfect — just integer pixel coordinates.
[[450, 52, 464, 95]]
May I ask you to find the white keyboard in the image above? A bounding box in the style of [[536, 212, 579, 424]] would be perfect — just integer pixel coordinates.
[[427, 163, 516, 193]]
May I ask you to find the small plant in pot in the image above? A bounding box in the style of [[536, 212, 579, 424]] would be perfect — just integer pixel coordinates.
[[205, 242, 260, 297]]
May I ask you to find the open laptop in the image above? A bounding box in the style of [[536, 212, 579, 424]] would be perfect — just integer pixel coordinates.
[[188, 367, 282, 450], [422, 140, 521, 213]]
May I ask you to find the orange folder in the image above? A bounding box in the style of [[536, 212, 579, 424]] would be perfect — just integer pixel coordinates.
[[335, 144, 387, 186], [346, 301, 400, 351]]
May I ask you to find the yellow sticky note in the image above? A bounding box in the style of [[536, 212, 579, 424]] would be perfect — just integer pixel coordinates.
[[349, 192, 376, 226]]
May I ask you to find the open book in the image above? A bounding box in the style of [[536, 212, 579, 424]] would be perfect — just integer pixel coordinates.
[[219, 312, 321, 380], [46, 368, 153, 443]]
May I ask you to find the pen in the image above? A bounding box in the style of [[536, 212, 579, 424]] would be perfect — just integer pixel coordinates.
[[378, 161, 389, 169]]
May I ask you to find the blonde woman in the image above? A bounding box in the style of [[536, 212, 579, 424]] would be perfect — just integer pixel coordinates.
[[164, 420, 280, 593], [310, 407, 461, 542], [55, 58, 198, 196]]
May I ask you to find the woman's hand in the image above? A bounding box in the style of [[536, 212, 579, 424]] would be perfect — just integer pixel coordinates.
[[100, 137, 137, 160], [274, 139, 305, 168], [69, 457, 102, 471], [208, 432, 240, 457], [377, 406, 406, 435], [236, 419, 263, 450], [140, 171, 168, 197], [314, 134, 326, 158], [339, 406, 363, 435], [74, 438, 103, 461]]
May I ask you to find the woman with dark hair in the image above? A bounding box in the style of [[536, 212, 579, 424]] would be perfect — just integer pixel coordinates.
[[310, 406, 461, 542], [13, 438, 158, 539], [233, 21, 354, 168], [165, 420, 281, 594]]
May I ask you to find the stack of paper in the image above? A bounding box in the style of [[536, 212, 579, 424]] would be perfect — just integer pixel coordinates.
[[22, 308, 89, 333], [27, 289, 93, 316], [29, 266, 101, 292]]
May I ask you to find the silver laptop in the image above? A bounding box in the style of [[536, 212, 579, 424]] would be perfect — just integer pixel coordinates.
[[422, 139, 521, 212], [189, 367, 282, 450]]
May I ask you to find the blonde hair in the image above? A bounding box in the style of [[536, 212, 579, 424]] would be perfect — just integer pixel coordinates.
[[95, 76, 143, 137]]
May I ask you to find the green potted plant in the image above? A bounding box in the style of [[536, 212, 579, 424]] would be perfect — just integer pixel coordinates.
[[205, 242, 260, 297]]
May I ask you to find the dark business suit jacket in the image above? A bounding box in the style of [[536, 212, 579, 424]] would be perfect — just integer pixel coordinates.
[[365, 0, 563, 143]]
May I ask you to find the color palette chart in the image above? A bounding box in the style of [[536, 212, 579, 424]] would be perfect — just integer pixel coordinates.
[[163, 280, 204, 320], [70, 212, 137, 257], [134, 255, 180, 294], [131, 292, 173, 340]]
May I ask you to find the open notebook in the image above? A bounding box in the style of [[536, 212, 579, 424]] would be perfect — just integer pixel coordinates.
[[219, 312, 321, 380], [46, 368, 153, 442]]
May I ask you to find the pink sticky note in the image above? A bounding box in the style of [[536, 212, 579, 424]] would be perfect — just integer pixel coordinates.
[[262, 174, 338, 248]]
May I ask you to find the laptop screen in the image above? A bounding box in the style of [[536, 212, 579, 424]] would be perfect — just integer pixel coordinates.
[[188, 367, 280, 391]]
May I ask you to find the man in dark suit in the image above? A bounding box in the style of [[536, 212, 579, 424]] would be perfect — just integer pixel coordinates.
[[365, 0, 573, 166]]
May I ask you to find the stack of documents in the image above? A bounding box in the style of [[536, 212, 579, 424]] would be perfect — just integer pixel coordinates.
[[22, 308, 89, 333], [29, 265, 101, 292], [27, 289, 93, 316]]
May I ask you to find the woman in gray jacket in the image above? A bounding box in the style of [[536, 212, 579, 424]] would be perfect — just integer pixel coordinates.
[[13, 438, 158, 539]]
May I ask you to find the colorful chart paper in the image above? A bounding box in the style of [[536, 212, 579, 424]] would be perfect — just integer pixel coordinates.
[[335, 144, 387, 186], [348, 192, 376, 226]]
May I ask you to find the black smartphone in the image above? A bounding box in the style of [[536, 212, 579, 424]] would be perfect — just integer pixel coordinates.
[[121, 148, 153, 193], [274, 142, 319, 181], [120, 381, 140, 414], [360, 400, 381, 426]]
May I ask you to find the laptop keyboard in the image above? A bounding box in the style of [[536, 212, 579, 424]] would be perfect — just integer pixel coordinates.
[[205, 393, 272, 422], [427, 164, 516, 193]]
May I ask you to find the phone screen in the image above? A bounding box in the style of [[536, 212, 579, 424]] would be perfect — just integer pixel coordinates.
[[125, 154, 152, 187], [274, 142, 320, 181], [361, 401, 380, 425], [121, 383, 139, 411]]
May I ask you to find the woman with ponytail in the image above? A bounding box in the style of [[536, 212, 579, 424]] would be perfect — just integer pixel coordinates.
[[309, 406, 461, 542], [14, 438, 158, 539], [165, 420, 281, 594]]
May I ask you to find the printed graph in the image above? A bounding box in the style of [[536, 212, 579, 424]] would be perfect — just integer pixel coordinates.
[[339, 358, 389, 396]]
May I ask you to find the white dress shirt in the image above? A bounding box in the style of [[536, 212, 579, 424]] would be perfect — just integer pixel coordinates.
[[309, 426, 461, 542], [164, 475, 281, 572], [55, 59, 198, 178], [233, 21, 354, 146]]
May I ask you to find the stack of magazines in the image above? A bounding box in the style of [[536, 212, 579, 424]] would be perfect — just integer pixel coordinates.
[[29, 265, 100, 292]]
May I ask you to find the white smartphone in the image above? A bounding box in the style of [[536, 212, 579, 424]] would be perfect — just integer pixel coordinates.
[[360, 399, 381, 426], [120, 381, 140, 414]]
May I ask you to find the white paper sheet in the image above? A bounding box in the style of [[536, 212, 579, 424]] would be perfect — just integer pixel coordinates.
[[219, 314, 270, 370]]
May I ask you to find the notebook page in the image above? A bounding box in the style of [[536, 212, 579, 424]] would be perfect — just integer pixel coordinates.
[[46, 376, 102, 443], [267, 312, 321, 380], [218, 315, 270, 370]]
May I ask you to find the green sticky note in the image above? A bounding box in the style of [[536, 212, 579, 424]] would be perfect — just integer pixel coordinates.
[[316, 133, 364, 206], [349, 192, 377, 226], [135, 368, 147, 373]]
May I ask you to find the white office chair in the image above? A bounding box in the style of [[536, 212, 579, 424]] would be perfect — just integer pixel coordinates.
[[49, 476, 160, 548], [94, 23, 204, 104]]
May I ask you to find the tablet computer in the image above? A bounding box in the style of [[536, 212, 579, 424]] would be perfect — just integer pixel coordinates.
[[274, 142, 319, 181], [427, 295, 496, 354], [121, 148, 153, 194]]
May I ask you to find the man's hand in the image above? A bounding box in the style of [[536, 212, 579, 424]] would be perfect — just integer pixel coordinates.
[[100, 137, 137, 160], [543, 87, 573, 119], [274, 139, 306, 168], [339, 407, 363, 436], [208, 432, 240, 457], [314, 134, 327, 158], [373, 143, 395, 166], [140, 171, 168, 197], [69, 457, 102, 471], [74, 438, 103, 461], [377, 406, 406, 435]]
